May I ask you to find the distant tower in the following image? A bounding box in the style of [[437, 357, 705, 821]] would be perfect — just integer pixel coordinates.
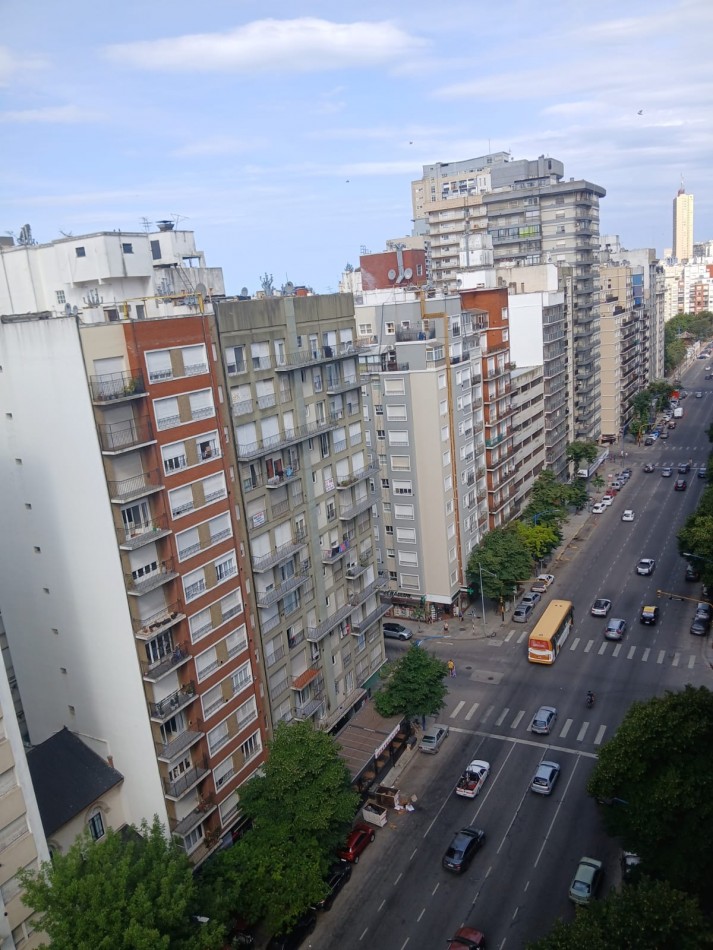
[[673, 182, 694, 262]]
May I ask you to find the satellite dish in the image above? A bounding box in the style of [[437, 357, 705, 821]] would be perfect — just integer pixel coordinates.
[[284, 281, 295, 295], [404, 268, 413, 280], [240, 287, 249, 297], [194, 283, 207, 298], [387, 269, 397, 281]]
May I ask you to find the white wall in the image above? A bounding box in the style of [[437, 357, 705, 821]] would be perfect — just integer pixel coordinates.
[[0, 317, 168, 829], [507, 294, 547, 368]]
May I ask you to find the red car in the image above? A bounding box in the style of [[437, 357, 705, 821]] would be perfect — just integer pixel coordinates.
[[447, 927, 486, 949], [337, 823, 376, 863]]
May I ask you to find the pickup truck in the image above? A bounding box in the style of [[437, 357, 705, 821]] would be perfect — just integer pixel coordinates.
[[455, 759, 490, 798]]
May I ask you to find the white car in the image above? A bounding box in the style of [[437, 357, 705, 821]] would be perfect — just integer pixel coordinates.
[[455, 759, 491, 799], [591, 502, 607, 514], [531, 573, 555, 593], [591, 598, 612, 617], [600, 495, 613, 507], [622, 510, 634, 522]]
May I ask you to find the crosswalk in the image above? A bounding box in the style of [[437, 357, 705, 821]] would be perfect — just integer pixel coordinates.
[[446, 698, 612, 747], [501, 628, 698, 669]]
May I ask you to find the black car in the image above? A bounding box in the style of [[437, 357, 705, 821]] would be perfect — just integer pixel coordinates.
[[685, 564, 701, 582], [690, 616, 710, 637], [442, 828, 486, 873], [678, 462, 691, 474], [315, 862, 352, 911], [267, 911, 317, 950]]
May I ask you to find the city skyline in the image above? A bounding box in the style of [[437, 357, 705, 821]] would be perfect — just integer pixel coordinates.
[[1, 0, 710, 295]]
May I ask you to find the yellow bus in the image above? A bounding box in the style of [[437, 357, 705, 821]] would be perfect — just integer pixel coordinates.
[[528, 599, 574, 665]]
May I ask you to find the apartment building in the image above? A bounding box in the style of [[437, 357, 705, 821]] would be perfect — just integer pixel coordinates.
[[213, 295, 388, 733], [673, 188, 694, 263], [510, 367, 546, 509], [355, 294, 488, 617], [0, 308, 268, 865]]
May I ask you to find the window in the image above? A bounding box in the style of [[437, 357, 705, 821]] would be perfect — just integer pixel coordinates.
[[388, 431, 409, 446], [390, 455, 411, 471], [240, 731, 262, 764], [385, 322, 395, 334], [56, 290, 66, 304], [383, 378, 405, 395], [386, 405, 407, 422], [376, 429, 385, 440], [393, 480, 412, 495], [122, 243, 133, 254], [374, 404, 383, 415], [75, 246, 86, 258], [396, 527, 416, 543], [385, 525, 394, 535], [393, 503, 414, 520], [358, 323, 371, 336], [151, 239, 161, 260], [398, 551, 418, 566], [400, 574, 420, 590], [380, 478, 390, 489], [87, 808, 105, 841]]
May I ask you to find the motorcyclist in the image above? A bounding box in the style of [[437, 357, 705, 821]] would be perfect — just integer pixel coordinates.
[[586, 690, 595, 706]]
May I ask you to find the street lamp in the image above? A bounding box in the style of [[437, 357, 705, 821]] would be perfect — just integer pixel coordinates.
[[682, 552, 713, 564]]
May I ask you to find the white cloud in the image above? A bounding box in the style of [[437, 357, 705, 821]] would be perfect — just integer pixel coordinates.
[[171, 135, 269, 158], [104, 18, 427, 73], [0, 44, 46, 87], [0, 104, 101, 124]]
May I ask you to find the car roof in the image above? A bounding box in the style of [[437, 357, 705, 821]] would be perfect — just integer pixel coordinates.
[[536, 705, 556, 716], [467, 759, 490, 771], [642, 605, 657, 613]]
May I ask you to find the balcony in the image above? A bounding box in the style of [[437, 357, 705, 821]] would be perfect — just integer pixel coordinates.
[[156, 404, 215, 432], [157, 728, 204, 763], [108, 469, 163, 503], [97, 417, 155, 454], [306, 602, 354, 642], [350, 600, 391, 633], [349, 572, 388, 607], [256, 571, 310, 608], [336, 459, 380, 489], [338, 494, 374, 521], [265, 466, 301, 489], [275, 343, 361, 370], [236, 415, 342, 460], [119, 516, 172, 551], [346, 554, 372, 579], [172, 799, 217, 839], [142, 644, 191, 683], [252, 533, 308, 572], [326, 373, 359, 395], [322, 538, 351, 564], [291, 666, 321, 690], [126, 558, 179, 596], [293, 692, 325, 720], [133, 602, 185, 640], [149, 681, 197, 722], [90, 371, 146, 404], [164, 761, 210, 801]]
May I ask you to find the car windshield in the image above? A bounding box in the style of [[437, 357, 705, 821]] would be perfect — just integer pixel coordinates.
[[571, 880, 589, 895]]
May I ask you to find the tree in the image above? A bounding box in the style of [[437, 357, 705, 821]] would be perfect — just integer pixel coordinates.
[[373, 645, 448, 721], [591, 473, 605, 493], [467, 526, 533, 600], [527, 876, 712, 950], [565, 440, 598, 469], [20, 818, 222, 950], [587, 686, 713, 906], [678, 513, 713, 587], [514, 520, 561, 560], [215, 720, 359, 933]]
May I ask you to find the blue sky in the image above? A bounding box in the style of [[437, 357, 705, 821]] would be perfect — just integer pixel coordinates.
[[1, 0, 710, 294]]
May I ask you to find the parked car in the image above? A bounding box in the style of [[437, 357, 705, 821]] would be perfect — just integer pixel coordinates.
[[530, 705, 558, 735], [622, 467, 632, 476], [622, 509, 634, 522], [604, 618, 627, 641], [337, 824, 376, 864], [600, 495, 613, 507], [568, 857, 603, 906], [382, 622, 413, 641], [531, 573, 555, 593], [513, 602, 535, 623], [612, 478, 625, 488], [637, 558, 656, 575], [530, 760, 561, 796], [668, 420, 677, 429], [685, 564, 701, 582], [519, 591, 541, 608], [621, 852, 642, 883], [447, 928, 486, 950], [266, 911, 317, 950], [640, 606, 659, 625], [695, 602, 712, 623], [659, 431, 669, 440], [442, 828, 486, 873], [315, 862, 352, 911], [690, 616, 710, 637], [643, 463, 655, 473], [674, 478, 687, 491], [591, 502, 607, 514], [644, 436, 654, 446], [591, 598, 612, 617], [419, 723, 449, 754]]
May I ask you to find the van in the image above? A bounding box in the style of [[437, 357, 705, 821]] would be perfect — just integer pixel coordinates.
[[673, 407, 684, 418]]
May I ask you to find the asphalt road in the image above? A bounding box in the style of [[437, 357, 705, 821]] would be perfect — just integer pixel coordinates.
[[309, 361, 713, 950]]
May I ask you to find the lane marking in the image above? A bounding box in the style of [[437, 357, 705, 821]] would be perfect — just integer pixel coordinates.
[[465, 702, 480, 721], [627, 646, 636, 659], [447, 724, 598, 759], [577, 722, 589, 742], [517, 631, 528, 645], [689, 655, 696, 669], [612, 644, 622, 657], [504, 630, 515, 643], [534, 758, 583, 868], [510, 710, 525, 729], [450, 700, 465, 719], [594, 725, 607, 745], [584, 639, 593, 653], [570, 637, 580, 651], [495, 707, 509, 726], [482, 704, 495, 723], [598, 642, 607, 655], [431, 882, 440, 896], [417, 908, 425, 922], [560, 718, 573, 738], [657, 650, 665, 664], [672, 652, 680, 667], [642, 647, 650, 662]]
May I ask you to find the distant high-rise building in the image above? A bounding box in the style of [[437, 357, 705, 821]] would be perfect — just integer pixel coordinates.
[[673, 187, 694, 262]]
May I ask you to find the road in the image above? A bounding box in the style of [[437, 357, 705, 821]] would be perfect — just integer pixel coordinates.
[[309, 363, 713, 950]]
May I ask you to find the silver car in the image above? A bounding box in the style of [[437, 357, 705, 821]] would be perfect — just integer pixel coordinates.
[[530, 760, 561, 795], [418, 724, 449, 754], [530, 706, 558, 735]]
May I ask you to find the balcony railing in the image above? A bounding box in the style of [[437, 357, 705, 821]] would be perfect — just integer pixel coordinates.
[[97, 417, 154, 453], [172, 798, 217, 839], [293, 692, 325, 720], [256, 571, 310, 608], [346, 554, 371, 579], [236, 415, 342, 460], [326, 374, 359, 394], [338, 495, 374, 521], [322, 538, 351, 564], [177, 527, 232, 561], [90, 371, 146, 403], [108, 469, 163, 503], [275, 343, 362, 370], [336, 459, 380, 489], [163, 760, 210, 800], [126, 558, 179, 596], [252, 533, 308, 572], [149, 681, 197, 722], [349, 572, 388, 607], [142, 644, 191, 682], [132, 602, 185, 640], [350, 600, 391, 633], [156, 728, 204, 763], [306, 603, 354, 642], [119, 515, 171, 551], [156, 405, 215, 432]]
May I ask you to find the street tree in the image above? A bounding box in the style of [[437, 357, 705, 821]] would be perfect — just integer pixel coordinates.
[[587, 685, 713, 906], [678, 512, 713, 587], [527, 876, 712, 950], [374, 645, 448, 721], [565, 440, 598, 469], [19, 818, 222, 950], [648, 379, 673, 410], [514, 520, 561, 561], [467, 526, 534, 600], [591, 473, 605, 493], [707, 420, 713, 444]]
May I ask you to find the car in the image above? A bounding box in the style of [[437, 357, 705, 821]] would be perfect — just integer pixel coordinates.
[[668, 420, 677, 429], [530, 705, 558, 735], [455, 760, 490, 799], [591, 598, 612, 617], [447, 928, 486, 950], [604, 618, 627, 641], [337, 824, 376, 863], [643, 462, 655, 473], [568, 856, 603, 906], [611, 479, 624, 488], [622, 509, 634, 522], [315, 862, 352, 911], [604, 486, 618, 496], [621, 852, 642, 883], [696, 391, 703, 398], [640, 606, 659, 625], [531, 573, 555, 593], [591, 502, 607, 514], [661, 466, 673, 477], [659, 431, 669, 440], [519, 593, 541, 611], [442, 827, 486, 873], [678, 462, 691, 473], [674, 478, 687, 491], [690, 616, 710, 637], [644, 436, 654, 446], [382, 622, 413, 641], [698, 468, 707, 479], [637, 558, 655, 575], [685, 564, 700, 581], [419, 723, 449, 754], [600, 495, 613, 507], [707, 374, 713, 380], [266, 910, 317, 950], [513, 602, 534, 623], [695, 602, 712, 622], [622, 467, 632, 476], [530, 760, 561, 795]]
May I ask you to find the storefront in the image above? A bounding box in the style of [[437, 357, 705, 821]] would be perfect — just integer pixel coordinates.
[[335, 702, 412, 797]]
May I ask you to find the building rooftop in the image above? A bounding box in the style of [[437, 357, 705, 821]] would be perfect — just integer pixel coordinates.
[[27, 727, 124, 837]]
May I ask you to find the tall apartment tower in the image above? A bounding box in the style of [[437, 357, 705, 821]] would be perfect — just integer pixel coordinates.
[[0, 226, 271, 864], [673, 187, 694, 263], [412, 153, 605, 442], [214, 295, 388, 733]]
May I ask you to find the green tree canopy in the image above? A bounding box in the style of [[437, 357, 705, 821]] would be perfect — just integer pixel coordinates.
[[565, 440, 598, 467], [467, 525, 534, 600], [528, 876, 712, 950], [373, 644, 448, 721], [514, 520, 561, 560], [19, 818, 222, 950], [587, 685, 713, 906], [678, 511, 713, 587]]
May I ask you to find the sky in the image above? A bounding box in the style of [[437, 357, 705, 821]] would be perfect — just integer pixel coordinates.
[[1, 0, 710, 295]]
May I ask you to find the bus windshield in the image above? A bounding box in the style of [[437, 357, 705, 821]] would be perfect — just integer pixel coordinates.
[[528, 600, 574, 664]]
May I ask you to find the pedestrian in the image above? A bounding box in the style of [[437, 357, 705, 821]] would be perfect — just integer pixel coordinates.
[[443, 620, 449, 634], [447, 658, 456, 677]]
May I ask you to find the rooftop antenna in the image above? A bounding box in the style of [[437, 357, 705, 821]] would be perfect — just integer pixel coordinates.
[[141, 217, 152, 232], [170, 212, 188, 229]]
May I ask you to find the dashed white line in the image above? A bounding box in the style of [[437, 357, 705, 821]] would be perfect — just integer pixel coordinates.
[[450, 700, 465, 719], [672, 652, 680, 667], [642, 647, 650, 662], [689, 655, 696, 669], [517, 630, 528, 644], [394, 872, 403, 886], [504, 630, 515, 643], [360, 926, 370, 940], [560, 718, 573, 738], [570, 637, 580, 651], [594, 725, 607, 745], [495, 707, 510, 726], [465, 702, 480, 721], [416, 908, 425, 922], [584, 639, 593, 653], [482, 704, 495, 722], [511, 710, 525, 729], [431, 882, 440, 896], [598, 642, 608, 655], [612, 644, 622, 657], [627, 646, 636, 660], [657, 650, 666, 664], [577, 722, 589, 742]]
